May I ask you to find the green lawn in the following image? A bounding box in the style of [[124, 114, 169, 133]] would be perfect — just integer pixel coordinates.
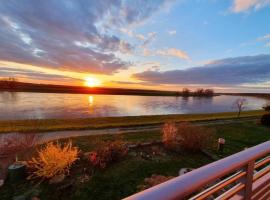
[[0, 110, 266, 133], [1, 119, 269, 200]]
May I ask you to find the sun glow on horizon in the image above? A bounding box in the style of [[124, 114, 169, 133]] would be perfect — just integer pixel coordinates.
[[84, 77, 102, 87]]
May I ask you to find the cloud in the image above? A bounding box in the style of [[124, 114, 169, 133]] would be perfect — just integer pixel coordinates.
[[0, 67, 79, 82], [231, 0, 270, 13], [142, 48, 190, 60], [257, 34, 270, 41], [142, 32, 157, 46], [0, 0, 167, 75], [120, 28, 157, 46], [168, 30, 177, 35], [156, 48, 190, 60], [143, 49, 152, 56], [133, 54, 270, 85]]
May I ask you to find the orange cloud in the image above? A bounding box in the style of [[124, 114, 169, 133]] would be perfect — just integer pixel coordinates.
[[232, 0, 270, 13]]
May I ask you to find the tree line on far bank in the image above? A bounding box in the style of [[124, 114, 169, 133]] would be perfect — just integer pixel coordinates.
[[177, 88, 215, 97]]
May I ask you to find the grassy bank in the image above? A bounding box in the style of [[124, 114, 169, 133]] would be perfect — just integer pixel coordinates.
[[69, 119, 270, 157], [0, 110, 266, 133], [1, 120, 270, 200]]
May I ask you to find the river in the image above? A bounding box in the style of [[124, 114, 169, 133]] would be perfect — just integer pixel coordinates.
[[0, 92, 267, 120]]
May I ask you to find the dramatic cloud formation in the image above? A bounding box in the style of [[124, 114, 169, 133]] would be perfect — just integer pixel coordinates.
[[133, 54, 270, 85], [0, 0, 167, 74], [232, 0, 270, 13]]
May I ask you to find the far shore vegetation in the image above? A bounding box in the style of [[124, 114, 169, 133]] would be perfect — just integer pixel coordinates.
[[2, 79, 270, 100], [0, 78, 216, 97], [0, 110, 266, 133]]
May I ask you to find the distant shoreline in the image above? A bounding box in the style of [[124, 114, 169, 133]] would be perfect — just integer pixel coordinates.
[[1, 81, 269, 98], [220, 93, 270, 100], [0, 81, 216, 97]]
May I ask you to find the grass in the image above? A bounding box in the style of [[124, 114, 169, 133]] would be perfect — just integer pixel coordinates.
[[69, 119, 270, 156], [1, 119, 270, 200], [0, 110, 266, 133]]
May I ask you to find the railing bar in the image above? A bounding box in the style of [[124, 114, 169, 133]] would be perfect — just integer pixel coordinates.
[[253, 165, 270, 182], [259, 188, 270, 200], [243, 161, 255, 199], [189, 171, 246, 200], [251, 171, 270, 197], [254, 187, 270, 200], [251, 184, 270, 200], [215, 183, 245, 200], [255, 156, 270, 169]]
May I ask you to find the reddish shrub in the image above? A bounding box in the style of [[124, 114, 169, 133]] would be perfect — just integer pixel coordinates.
[[0, 133, 37, 158], [88, 140, 128, 169], [162, 122, 178, 150], [162, 122, 214, 152]]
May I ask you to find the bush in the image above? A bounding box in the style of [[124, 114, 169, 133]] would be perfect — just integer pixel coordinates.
[[137, 174, 174, 191], [162, 122, 178, 150], [263, 103, 270, 111], [261, 114, 270, 126], [89, 140, 128, 169], [0, 133, 37, 158], [204, 89, 214, 96], [27, 141, 79, 180], [182, 88, 190, 96], [162, 122, 214, 152]]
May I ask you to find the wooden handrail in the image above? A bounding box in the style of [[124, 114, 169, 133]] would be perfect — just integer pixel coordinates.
[[124, 141, 270, 200]]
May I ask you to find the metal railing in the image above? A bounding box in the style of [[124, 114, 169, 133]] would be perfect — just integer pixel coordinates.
[[124, 141, 270, 200]]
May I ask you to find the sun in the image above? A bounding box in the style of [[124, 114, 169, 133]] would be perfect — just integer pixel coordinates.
[[84, 77, 101, 87]]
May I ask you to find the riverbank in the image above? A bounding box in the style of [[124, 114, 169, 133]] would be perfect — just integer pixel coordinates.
[[0, 110, 266, 133]]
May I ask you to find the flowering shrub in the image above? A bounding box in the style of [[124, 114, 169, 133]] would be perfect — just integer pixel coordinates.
[[27, 141, 79, 180], [88, 140, 128, 169], [162, 122, 214, 152], [137, 174, 174, 191]]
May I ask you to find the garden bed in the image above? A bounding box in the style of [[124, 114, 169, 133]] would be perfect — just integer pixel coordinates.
[[0, 120, 270, 200]]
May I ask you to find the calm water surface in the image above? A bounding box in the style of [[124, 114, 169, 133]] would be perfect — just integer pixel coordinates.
[[0, 92, 267, 120]]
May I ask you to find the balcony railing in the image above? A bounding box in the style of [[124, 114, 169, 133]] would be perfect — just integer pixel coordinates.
[[124, 141, 270, 200]]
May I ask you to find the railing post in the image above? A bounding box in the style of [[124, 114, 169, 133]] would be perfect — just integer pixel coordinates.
[[243, 160, 255, 200]]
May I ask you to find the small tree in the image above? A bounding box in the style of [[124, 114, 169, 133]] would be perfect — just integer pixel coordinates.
[[204, 89, 214, 96], [263, 102, 270, 112], [233, 98, 247, 118], [195, 88, 204, 96], [182, 88, 190, 96]]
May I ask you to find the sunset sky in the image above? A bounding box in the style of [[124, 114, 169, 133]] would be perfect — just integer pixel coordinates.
[[1, 0, 270, 92]]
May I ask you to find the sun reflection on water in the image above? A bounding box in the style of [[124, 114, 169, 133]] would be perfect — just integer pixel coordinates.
[[88, 96, 94, 106]]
